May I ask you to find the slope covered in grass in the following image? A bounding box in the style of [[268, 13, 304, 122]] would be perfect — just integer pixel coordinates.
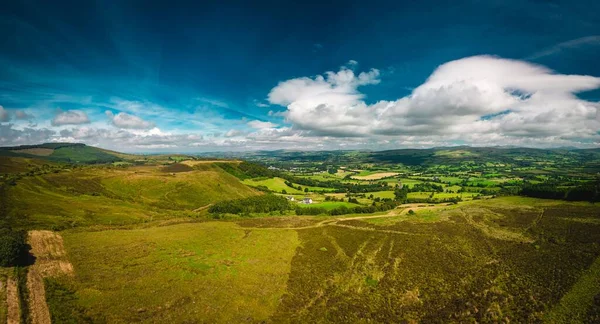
[[2, 163, 258, 230]]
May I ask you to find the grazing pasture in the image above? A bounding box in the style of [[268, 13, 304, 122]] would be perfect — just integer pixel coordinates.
[[61, 222, 299, 323], [351, 172, 399, 180]]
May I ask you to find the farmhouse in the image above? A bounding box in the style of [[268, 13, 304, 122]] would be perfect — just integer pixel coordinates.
[[302, 198, 313, 204], [286, 196, 295, 201]]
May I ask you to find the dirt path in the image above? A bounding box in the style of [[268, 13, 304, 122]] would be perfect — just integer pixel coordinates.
[[193, 204, 213, 212], [26, 230, 75, 324], [6, 278, 19, 324], [244, 203, 449, 231]]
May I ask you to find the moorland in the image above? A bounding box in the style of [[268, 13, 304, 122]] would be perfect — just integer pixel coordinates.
[[0, 143, 599, 323]]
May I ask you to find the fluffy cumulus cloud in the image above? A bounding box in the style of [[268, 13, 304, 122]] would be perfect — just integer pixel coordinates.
[[268, 55, 600, 146], [247, 120, 277, 129], [51, 109, 90, 126], [106, 111, 155, 129]]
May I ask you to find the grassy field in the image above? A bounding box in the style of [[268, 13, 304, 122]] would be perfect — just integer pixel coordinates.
[[3, 147, 600, 323], [3, 163, 258, 230], [243, 177, 336, 193], [296, 201, 361, 210], [397, 178, 425, 188], [351, 172, 399, 180], [271, 198, 600, 322], [243, 177, 304, 194], [5, 189, 600, 322], [371, 191, 396, 199], [61, 222, 299, 323]]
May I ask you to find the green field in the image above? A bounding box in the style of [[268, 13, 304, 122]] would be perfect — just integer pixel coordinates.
[[243, 177, 336, 193], [61, 222, 299, 323], [243, 177, 304, 193], [297, 201, 361, 210], [397, 178, 425, 188], [371, 190, 396, 199]]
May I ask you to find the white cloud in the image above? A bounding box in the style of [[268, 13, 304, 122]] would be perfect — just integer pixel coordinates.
[[268, 56, 600, 145], [106, 111, 155, 129], [0, 106, 9, 122], [247, 120, 277, 129], [225, 129, 246, 137], [51, 110, 90, 126], [15, 110, 34, 120]]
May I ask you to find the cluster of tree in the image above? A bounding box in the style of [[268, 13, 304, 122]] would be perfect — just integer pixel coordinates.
[[295, 201, 398, 216], [0, 227, 28, 267], [324, 196, 344, 202], [410, 183, 445, 193], [219, 161, 279, 180], [284, 176, 390, 193], [208, 195, 291, 215], [520, 181, 600, 202]]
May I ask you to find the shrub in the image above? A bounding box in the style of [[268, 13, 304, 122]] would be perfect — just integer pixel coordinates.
[[0, 228, 28, 267]]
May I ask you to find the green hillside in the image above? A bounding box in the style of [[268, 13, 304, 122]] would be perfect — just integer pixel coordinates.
[[1, 162, 259, 230], [0, 143, 123, 164]]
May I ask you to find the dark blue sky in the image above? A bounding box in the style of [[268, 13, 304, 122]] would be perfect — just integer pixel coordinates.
[[1, 0, 599, 151]]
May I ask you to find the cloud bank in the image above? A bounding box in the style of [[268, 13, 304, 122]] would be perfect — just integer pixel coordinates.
[[51, 110, 90, 126], [1, 56, 599, 151], [268, 55, 600, 145]]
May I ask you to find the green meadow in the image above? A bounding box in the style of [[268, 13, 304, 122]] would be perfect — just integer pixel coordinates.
[[61, 222, 299, 323]]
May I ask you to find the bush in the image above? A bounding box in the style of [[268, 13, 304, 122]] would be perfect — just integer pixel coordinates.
[[0, 228, 28, 267]]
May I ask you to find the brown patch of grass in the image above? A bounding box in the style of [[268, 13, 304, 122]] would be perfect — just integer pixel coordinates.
[[10, 148, 54, 156], [160, 163, 194, 173], [6, 278, 19, 324], [28, 231, 74, 277], [26, 270, 50, 324]]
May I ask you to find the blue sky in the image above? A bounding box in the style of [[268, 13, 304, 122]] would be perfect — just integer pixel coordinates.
[[1, 0, 599, 151]]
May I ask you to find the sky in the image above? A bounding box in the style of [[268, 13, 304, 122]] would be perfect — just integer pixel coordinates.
[[1, 0, 600, 152]]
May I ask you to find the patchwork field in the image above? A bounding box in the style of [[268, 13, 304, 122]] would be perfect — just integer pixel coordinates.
[[2, 146, 600, 323]]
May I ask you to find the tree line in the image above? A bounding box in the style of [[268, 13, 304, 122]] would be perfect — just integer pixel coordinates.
[[520, 181, 600, 202], [208, 194, 291, 215]]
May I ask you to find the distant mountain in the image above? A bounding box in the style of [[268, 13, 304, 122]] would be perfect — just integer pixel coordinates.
[[0, 143, 123, 164]]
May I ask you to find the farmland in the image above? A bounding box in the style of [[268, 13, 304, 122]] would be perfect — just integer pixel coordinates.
[[0, 144, 599, 322]]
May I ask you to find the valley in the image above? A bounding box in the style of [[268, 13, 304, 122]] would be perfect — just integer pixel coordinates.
[[0, 144, 599, 323]]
